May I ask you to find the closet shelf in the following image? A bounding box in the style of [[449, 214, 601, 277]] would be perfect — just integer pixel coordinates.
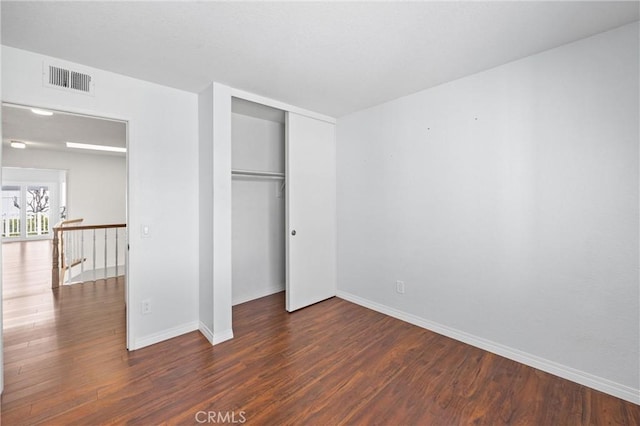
[[231, 169, 285, 179]]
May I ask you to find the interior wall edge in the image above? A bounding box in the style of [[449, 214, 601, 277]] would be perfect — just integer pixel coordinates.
[[211, 82, 234, 340], [197, 84, 215, 337]]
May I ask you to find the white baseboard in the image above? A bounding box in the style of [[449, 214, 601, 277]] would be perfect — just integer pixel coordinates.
[[199, 321, 214, 344], [199, 322, 234, 345], [337, 290, 640, 405], [212, 328, 234, 345], [232, 284, 285, 306], [132, 321, 199, 350]]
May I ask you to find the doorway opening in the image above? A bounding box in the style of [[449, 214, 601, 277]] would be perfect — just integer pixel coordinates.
[[1, 103, 129, 365], [229, 96, 336, 314], [231, 97, 286, 307]]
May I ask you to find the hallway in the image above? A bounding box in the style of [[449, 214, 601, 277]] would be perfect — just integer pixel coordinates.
[[1, 240, 125, 422]]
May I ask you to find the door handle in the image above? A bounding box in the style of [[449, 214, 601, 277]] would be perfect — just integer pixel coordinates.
[[291, 230, 296, 236]]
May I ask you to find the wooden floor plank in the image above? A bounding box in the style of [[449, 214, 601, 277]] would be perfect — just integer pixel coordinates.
[[2, 240, 638, 425]]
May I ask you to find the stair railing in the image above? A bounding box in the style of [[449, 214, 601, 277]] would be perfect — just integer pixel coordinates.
[[51, 219, 127, 288]]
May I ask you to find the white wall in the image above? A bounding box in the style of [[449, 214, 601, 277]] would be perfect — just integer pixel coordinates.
[[198, 84, 214, 341], [2, 46, 200, 350], [212, 84, 234, 343], [3, 148, 125, 224], [0, 10, 4, 392], [337, 22, 639, 403], [199, 83, 234, 345], [232, 112, 285, 305]]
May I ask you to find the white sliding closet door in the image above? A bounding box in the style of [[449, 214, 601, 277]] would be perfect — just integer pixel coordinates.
[[285, 112, 336, 312]]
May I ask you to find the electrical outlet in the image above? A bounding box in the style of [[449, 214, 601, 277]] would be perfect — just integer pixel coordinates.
[[141, 299, 151, 314], [396, 280, 405, 294]]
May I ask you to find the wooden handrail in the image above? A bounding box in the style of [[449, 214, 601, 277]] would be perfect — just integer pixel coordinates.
[[56, 218, 84, 227], [51, 220, 127, 288], [53, 223, 126, 232]]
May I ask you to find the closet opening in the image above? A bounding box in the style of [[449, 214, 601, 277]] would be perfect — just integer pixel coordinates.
[[231, 98, 286, 306]]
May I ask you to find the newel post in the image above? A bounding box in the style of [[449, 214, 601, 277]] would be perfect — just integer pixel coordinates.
[[52, 227, 60, 289]]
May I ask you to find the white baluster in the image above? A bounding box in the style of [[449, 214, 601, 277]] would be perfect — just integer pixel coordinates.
[[93, 229, 97, 282], [104, 228, 108, 279], [115, 228, 119, 278], [66, 231, 71, 285], [80, 229, 85, 279]]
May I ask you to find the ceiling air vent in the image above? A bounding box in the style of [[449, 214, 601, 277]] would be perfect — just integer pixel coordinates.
[[43, 62, 95, 95]]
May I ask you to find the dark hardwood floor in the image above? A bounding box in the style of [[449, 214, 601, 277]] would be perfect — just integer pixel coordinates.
[[2, 240, 638, 425]]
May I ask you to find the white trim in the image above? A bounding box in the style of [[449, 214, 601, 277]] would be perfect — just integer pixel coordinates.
[[199, 322, 234, 346], [230, 88, 336, 125], [199, 321, 214, 344], [2, 101, 129, 125], [212, 329, 234, 345], [232, 284, 285, 306], [132, 321, 199, 350], [337, 290, 640, 405], [1, 101, 131, 349]]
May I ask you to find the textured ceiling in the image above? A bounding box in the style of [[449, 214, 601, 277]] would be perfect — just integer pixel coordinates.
[[2, 2, 639, 117]]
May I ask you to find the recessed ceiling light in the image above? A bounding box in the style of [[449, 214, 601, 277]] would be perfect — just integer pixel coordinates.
[[10, 141, 26, 149], [31, 108, 54, 116], [66, 142, 126, 153]]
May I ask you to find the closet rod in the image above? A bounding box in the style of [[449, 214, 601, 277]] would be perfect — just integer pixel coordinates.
[[231, 169, 285, 179]]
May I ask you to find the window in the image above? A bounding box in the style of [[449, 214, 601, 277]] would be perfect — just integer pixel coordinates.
[[2, 184, 54, 240]]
